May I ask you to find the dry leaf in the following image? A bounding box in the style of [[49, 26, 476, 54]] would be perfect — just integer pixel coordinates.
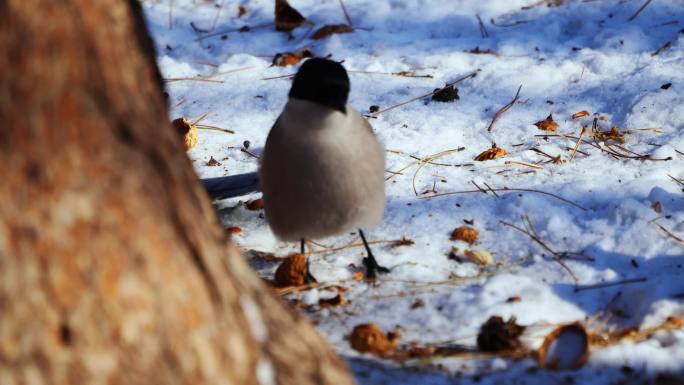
[[245, 198, 265, 211], [319, 294, 347, 308], [274, 253, 309, 287], [571, 110, 590, 119], [353, 271, 364, 281], [450, 226, 479, 244], [392, 234, 415, 247], [173, 117, 198, 150], [206, 156, 221, 166], [311, 24, 354, 40], [538, 323, 589, 370], [275, 0, 306, 32], [465, 249, 493, 266], [589, 127, 626, 143], [477, 316, 526, 352], [227, 226, 242, 234], [506, 296, 522, 303], [534, 114, 559, 132], [272, 48, 314, 67], [238, 5, 247, 18], [349, 323, 400, 356], [652, 201, 663, 213], [474, 146, 508, 161]]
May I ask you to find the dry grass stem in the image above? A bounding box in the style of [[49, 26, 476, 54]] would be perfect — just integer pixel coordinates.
[[487, 85, 522, 133]]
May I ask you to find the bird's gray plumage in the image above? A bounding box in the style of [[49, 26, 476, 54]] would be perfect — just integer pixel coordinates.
[[259, 98, 385, 241]]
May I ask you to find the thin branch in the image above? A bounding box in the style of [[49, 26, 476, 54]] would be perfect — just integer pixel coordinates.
[[196, 125, 235, 134], [423, 187, 587, 211], [628, 0, 653, 21], [367, 71, 478, 117], [487, 85, 522, 132], [504, 160, 545, 170], [338, 0, 353, 27], [476, 14, 489, 38], [567, 126, 586, 162], [501, 217, 579, 286], [210, 0, 226, 31], [574, 277, 647, 292], [650, 218, 684, 244]]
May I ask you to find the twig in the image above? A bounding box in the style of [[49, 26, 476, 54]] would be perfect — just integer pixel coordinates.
[[410, 148, 464, 195], [194, 22, 273, 41], [164, 77, 224, 83], [196, 125, 235, 134], [338, 0, 353, 27], [483, 182, 500, 198], [164, 66, 255, 83], [487, 85, 522, 132], [471, 180, 488, 195], [274, 282, 321, 295], [168, 0, 174, 29], [348, 70, 433, 78], [501, 217, 579, 286], [574, 277, 647, 292], [210, 0, 226, 31], [310, 239, 405, 255], [262, 73, 296, 81], [628, 0, 653, 21], [504, 160, 545, 170], [668, 174, 684, 187], [567, 126, 586, 162], [422, 187, 587, 211], [368, 72, 478, 117], [490, 18, 531, 28], [650, 218, 684, 244], [652, 29, 684, 56], [476, 14, 489, 38]]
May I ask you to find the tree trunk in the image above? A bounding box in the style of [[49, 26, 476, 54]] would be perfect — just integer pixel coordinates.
[[0, 1, 355, 384]]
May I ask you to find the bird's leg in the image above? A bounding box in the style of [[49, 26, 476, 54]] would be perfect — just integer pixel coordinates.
[[359, 229, 390, 280], [301, 238, 317, 283]]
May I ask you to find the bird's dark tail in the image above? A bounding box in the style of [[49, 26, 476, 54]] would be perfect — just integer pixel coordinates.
[[201, 172, 261, 200]]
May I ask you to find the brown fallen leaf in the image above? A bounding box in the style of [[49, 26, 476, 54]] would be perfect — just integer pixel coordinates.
[[652, 201, 663, 213], [245, 198, 265, 210], [238, 5, 247, 18], [349, 323, 400, 356], [272, 48, 314, 67], [474, 146, 508, 161], [571, 110, 590, 119], [319, 294, 347, 308], [206, 156, 221, 166], [450, 226, 479, 244], [534, 114, 559, 132], [311, 24, 354, 40], [391, 233, 415, 247], [477, 316, 526, 352], [226, 226, 242, 234], [274, 253, 309, 287], [172, 117, 198, 150], [589, 127, 626, 143], [275, 0, 306, 32]]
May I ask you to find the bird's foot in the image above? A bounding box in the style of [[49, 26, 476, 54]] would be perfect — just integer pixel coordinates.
[[362, 256, 390, 281]]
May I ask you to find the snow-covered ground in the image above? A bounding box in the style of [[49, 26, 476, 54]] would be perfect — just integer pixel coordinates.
[[143, 0, 684, 383]]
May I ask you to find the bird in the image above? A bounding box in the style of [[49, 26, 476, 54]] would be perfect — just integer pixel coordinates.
[[259, 57, 389, 280]]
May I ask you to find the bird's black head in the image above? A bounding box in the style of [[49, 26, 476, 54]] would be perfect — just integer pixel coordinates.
[[289, 58, 350, 114]]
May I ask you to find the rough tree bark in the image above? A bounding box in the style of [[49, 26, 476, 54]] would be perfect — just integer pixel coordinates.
[[0, 1, 356, 384]]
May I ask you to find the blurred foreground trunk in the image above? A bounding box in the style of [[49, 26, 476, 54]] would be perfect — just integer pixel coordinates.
[[0, 1, 355, 384]]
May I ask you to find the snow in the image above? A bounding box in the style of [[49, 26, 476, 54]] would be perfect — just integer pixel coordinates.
[[142, 0, 684, 383]]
